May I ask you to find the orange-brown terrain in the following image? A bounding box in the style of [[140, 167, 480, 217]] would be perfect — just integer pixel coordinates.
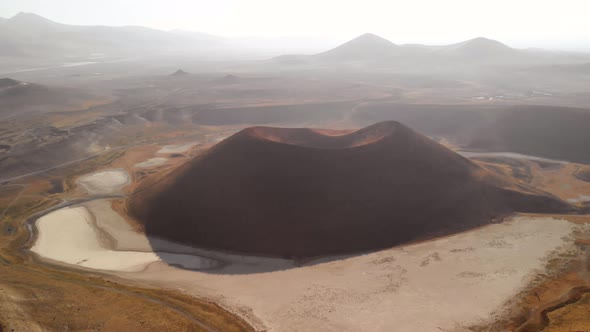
[[2, 13, 590, 330], [130, 121, 574, 257], [0, 140, 254, 331], [462, 156, 590, 332]]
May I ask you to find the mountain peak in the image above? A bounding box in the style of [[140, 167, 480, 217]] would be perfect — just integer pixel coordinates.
[[171, 69, 189, 76], [130, 120, 569, 257], [0, 78, 21, 88], [354, 33, 391, 42], [441, 37, 515, 58], [463, 37, 510, 48], [8, 12, 58, 31], [315, 33, 399, 61], [10, 12, 51, 22], [346, 33, 398, 47], [470, 36, 496, 42]]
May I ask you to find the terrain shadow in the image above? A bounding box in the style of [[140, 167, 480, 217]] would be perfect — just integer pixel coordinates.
[[147, 234, 371, 275], [146, 226, 474, 275]]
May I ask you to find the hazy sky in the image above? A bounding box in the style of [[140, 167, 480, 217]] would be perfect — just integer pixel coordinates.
[[1, 0, 590, 50]]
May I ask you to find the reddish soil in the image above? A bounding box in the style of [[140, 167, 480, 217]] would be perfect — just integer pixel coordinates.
[[130, 121, 574, 257]]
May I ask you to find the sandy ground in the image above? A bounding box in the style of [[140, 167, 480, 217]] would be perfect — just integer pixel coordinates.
[[526, 162, 590, 204], [31, 203, 218, 272], [157, 142, 199, 154], [458, 151, 568, 164], [85, 200, 153, 251], [545, 293, 590, 331], [123, 216, 577, 332], [567, 195, 590, 203], [0, 286, 44, 332], [29, 199, 578, 331], [134, 157, 168, 168], [76, 168, 130, 195]]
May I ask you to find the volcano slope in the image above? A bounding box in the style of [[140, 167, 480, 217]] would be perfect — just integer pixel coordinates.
[[130, 121, 573, 258]]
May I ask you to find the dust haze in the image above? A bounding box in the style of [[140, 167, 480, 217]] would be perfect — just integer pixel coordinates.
[[1, 3, 590, 332]]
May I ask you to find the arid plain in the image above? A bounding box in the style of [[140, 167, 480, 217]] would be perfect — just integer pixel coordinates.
[[2, 14, 590, 332]]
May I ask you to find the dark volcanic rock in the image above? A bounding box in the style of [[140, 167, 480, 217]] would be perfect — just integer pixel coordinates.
[[130, 121, 572, 257]]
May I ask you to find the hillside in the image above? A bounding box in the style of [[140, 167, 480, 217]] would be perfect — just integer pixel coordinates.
[[129, 121, 572, 257], [271, 35, 581, 67], [352, 104, 590, 164], [0, 78, 97, 117], [438, 37, 518, 59], [0, 78, 21, 88], [313, 33, 401, 62], [0, 12, 223, 58], [469, 106, 590, 163]]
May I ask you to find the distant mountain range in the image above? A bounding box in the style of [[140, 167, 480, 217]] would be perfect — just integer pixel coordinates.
[[0, 13, 341, 59], [0, 12, 223, 58], [316, 33, 523, 62], [315, 33, 401, 61], [274, 33, 590, 67], [1, 12, 589, 65]]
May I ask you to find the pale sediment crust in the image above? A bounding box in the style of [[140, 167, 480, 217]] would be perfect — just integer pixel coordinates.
[[29, 201, 578, 331], [31, 202, 218, 272], [134, 158, 168, 168], [157, 142, 199, 154], [124, 216, 577, 332], [76, 169, 130, 195]]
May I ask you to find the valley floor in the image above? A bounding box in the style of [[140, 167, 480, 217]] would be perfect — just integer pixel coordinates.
[[30, 194, 583, 331], [5, 128, 590, 331]]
